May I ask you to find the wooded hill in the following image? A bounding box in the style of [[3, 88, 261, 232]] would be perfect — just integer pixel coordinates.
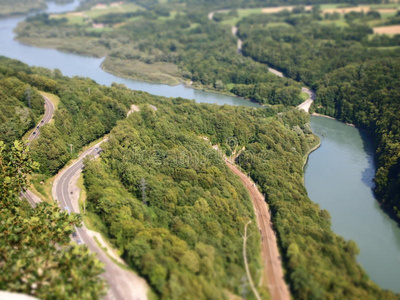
[[1, 56, 397, 298], [237, 9, 400, 225]]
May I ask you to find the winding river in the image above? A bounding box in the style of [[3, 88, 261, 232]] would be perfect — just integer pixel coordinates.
[[1, 0, 399, 293]]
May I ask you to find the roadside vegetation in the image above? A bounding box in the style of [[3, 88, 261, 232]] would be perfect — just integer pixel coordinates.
[[1, 55, 397, 299], [1, 0, 400, 299], [0, 140, 106, 299]]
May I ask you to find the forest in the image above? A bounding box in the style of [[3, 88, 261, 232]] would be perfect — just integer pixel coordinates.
[[0, 56, 397, 298], [16, 0, 304, 106], [83, 93, 397, 299], [237, 9, 400, 223], [1, 0, 400, 298], [0, 140, 106, 299]]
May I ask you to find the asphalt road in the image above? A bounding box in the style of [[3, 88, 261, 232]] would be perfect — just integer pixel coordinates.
[[22, 95, 147, 299], [21, 94, 55, 207], [52, 140, 148, 300], [26, 95, 55, 145]]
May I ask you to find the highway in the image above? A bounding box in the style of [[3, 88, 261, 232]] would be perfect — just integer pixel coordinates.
[[52, 140, 148, 300], [22, 94, 148, 299], [21, 94, 55, 207], [26, 94, 55, 145]]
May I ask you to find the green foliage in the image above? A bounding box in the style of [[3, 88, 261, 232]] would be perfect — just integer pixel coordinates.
[[0, 57, 131, 175], [238, 10, 400, 228], [16, 1, 303, 105], [83, 101, 267, 299], [314, 59, 400, 223], [0, 141, 106, 299], [235, 111, 398, 300], [0, 76, 44, 143]]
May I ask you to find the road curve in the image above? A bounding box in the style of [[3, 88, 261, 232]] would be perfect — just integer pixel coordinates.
[[26, 95, 55, 145], [52, 139, 148, 300], [21, 94, 55, 207], [225, 160, 290, 300], [297, 87, 316, 113]]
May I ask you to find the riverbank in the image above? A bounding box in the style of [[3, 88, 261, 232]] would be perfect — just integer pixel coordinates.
[[302, 136, 321, 170], [312, 112, 356, 127]]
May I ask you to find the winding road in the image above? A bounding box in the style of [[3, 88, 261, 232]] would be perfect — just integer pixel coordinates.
[[52, 140, 148, 300], [21, 94, 55, 207], [26, 94, 55, 145], [22, 95, 148, 299]]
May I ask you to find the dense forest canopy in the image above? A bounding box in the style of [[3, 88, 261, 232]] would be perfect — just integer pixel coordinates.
[[83, 92, 398, 299], [1, 0, 400, 297], [16, 0, 305, 105], [0, 56, 397, 298], [0, 76, 44, 143], [237, 8, 400, 223]]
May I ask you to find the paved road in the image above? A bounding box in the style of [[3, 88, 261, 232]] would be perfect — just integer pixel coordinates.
[[52, 140, 148, 300], [225, 161, 290, 300], [22, 95, 147, 299], [21, 94, 55, 207], [297, 87, 316, 113], [26, 95, 55, 145]]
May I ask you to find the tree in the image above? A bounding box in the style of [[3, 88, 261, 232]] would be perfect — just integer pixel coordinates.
[[0, 141, 106, 300]]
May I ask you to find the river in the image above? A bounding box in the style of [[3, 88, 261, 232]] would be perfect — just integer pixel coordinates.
[[305, 116, 400, 292], [0, 0, 399, 293]]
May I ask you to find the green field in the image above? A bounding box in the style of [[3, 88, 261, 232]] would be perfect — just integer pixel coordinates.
[[51, 2, 143, 26]]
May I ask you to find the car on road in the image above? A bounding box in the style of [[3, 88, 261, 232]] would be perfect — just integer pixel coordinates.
[[64, 206, 71, 214], [41, 120, 44, 123], [37, 126, 40, 129], [32, 131, 36, 135], [72, 232, 77, 237], [76, 239, 83, 245], [95, 147, 99, 151]]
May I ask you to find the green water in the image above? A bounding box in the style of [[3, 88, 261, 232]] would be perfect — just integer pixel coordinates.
[[305, 116, 400, 292]]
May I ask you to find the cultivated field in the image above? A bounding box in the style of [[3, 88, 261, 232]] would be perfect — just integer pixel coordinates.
[[374, 25, 400, 34]]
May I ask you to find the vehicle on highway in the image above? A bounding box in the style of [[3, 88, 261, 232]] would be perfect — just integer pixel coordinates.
[[95, 147, 99, 151], [41, 120, 44, 123], [72, 232, 77, 237], [76, 239, 82, 245], [37, 126, 40, 129], [33, 131, 36, 135], [64, 206, 71, 214]]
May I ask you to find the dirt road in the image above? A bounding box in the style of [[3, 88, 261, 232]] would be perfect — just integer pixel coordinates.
[[225, 161, 290, 300]]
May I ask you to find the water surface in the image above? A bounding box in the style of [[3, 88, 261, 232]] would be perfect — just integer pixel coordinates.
[[305, 116, 400, 292], [0, 1, 399, 293], [0, 0, 259, 108]]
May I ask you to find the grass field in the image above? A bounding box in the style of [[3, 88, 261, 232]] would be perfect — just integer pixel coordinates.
[[218, 3, 400, 27], [102, 56, 182, 85], [51, 2, 143, 26], [85, 2, 142, 18]]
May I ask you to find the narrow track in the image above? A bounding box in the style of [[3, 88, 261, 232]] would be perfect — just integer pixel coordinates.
[[225, 160, 290, 300], [209, 10, 315, 112]]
